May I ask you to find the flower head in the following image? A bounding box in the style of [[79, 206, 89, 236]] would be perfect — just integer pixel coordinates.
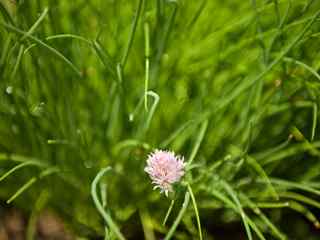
[[144, 149, 185, 196]]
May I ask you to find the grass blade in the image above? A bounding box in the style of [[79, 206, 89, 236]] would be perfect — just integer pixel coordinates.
[[1, 22, 82, 76], [164, 191, 190, 240], [91, 167, 126, 240], [187, 183, 203, 240]]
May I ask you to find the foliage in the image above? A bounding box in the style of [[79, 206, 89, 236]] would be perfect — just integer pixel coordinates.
[[0, 0, 320, 239]]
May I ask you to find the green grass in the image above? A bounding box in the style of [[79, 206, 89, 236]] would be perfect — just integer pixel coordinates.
[[1, 0, 320, 239]]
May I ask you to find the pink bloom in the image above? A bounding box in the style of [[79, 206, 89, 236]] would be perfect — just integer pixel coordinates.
[[144, 149, 185, 196]]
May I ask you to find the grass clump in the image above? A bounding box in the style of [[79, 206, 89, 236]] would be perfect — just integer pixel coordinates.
[[1, 0, 320, 239]]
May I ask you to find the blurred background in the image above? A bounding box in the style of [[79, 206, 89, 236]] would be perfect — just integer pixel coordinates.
[[0, 0, 320, 239]]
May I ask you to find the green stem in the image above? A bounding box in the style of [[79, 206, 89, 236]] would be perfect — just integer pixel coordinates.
[[163, 199, 175, 226], [144, 21, 150, 110], [187, 183, 203, 240], [121, 0, 144, 68], [188, 120, 208, 165], [164, 192, 190, 240], [91, 167, 126, 240]]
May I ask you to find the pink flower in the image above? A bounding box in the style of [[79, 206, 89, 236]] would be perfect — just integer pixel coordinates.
[[144, 149, 185, 196]]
